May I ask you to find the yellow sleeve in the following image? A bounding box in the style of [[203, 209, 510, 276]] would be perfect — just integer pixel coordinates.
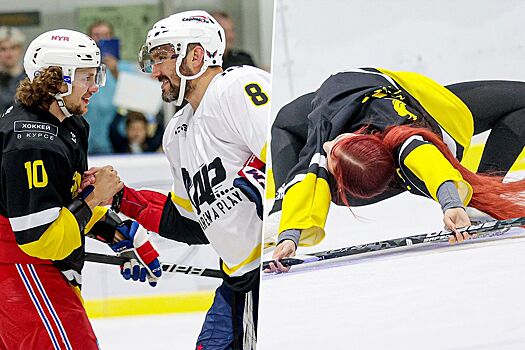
[[19, 206, 110, 261], [260, 142, 267, 165], [279, 173, 330, 247], [266, 168, 276, 200], [85, 206, 109, 234], [19, 208, 82, 260], [403, 143, 473, 205]]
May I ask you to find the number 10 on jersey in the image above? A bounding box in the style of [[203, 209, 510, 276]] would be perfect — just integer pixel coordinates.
[[24, 160, 48, 189]]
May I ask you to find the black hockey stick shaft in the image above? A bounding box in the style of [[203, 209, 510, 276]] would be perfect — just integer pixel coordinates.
[[85, 252, 223, 279], [262, 216, 525, 269]]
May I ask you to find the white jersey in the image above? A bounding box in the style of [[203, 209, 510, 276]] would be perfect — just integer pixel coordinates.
[[163, 66, 270, 277]]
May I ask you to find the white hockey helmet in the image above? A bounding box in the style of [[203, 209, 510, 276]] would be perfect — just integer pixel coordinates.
[[24, 29, 106, 117], [139, 10, 225, 106]]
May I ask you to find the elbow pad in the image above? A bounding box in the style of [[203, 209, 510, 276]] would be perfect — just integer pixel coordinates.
[[66, 185, 94, 232]]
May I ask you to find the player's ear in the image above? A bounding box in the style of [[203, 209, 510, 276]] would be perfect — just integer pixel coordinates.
[[189, 45, 205, 69]]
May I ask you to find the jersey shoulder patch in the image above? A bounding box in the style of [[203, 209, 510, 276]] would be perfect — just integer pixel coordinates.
[[0, 106, 63, 154]]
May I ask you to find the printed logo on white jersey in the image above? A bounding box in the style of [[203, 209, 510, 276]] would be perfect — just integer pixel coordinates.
[[174, 124, 187, 135], [181, 157, 245, 230]]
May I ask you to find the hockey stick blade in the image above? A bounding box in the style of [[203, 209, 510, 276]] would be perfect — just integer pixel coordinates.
[[262, 216, 525, 270], [85, 252, 223, 279]]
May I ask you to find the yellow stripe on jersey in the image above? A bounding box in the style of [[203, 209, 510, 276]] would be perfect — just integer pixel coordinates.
[[279, 173, 329, 246], [171, 193, 194, 213], [222, 243, 262, 276], [18, 207, 82, 260], [404, 143, 473, 204], [378, 69, 474, 150], [260, 143, 267, 165], [266, 168, 275, 200], [84, 206, 109, 234]]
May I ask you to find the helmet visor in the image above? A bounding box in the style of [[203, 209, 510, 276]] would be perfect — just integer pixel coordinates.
[[139, 44, 178, 73], [96, 64, 107, 87], [72, 64, 106, 89], [138, 44, 152, 73]]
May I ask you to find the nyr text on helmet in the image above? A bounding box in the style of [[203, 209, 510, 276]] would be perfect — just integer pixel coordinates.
[[51, 36, 69, 42]]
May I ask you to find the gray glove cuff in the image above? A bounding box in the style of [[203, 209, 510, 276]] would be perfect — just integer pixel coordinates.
[[437, 181, 464, 213], [277, 229, 301, 248]]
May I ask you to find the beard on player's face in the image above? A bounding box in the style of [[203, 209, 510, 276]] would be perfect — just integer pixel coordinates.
[[159, 62, 194, 103]]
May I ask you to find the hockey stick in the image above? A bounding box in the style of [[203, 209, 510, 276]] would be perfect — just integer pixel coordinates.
[[262, 216, 525, 270], [85, 252, 223, 279]]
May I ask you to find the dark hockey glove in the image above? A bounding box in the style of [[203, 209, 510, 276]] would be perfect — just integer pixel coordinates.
[[233, 154, 265, 220]]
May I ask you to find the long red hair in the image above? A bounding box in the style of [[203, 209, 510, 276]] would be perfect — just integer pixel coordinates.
[[331, 125, 525, 219]]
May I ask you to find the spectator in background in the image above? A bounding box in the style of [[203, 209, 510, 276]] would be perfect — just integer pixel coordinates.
[[211, 11, 257, 68], [109, 110, 164, 153], [85, 20, 137, 154], [0, 26, 26, 115]]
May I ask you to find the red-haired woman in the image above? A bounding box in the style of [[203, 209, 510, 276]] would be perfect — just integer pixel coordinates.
[[267, 69, 525, 272]]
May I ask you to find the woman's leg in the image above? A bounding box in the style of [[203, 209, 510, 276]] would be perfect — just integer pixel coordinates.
[[446, 81, 525, 175]]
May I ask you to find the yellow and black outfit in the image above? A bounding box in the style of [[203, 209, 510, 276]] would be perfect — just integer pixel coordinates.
[[0, 104, 107, 286], [270, 68, 525, 246], [0, 103, 113, 349]]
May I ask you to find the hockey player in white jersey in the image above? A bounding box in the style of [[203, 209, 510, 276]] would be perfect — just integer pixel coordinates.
[[84, 10, 269, 350]]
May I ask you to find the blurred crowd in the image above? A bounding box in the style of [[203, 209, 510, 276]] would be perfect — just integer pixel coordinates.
[[0, 26, 25, 116], [0, 10, 259, 155]]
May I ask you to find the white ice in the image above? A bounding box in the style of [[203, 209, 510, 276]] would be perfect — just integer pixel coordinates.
[[259, 192, 525, 350], [84, 154, 219, 349], [91, 312, 205, 350], [88, 184, 525, 350], [85, 158, 525, 350]]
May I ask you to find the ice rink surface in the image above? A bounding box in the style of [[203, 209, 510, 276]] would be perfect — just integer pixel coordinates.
[[86, 154, 525, 349], [259, 192, 525, 350], [91, 312, 206, 349], [88, 193, 525, 350]]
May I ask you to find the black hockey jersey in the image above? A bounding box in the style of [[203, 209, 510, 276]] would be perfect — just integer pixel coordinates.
[[270, 68, 474, 246], [0, 104, 106, 285]]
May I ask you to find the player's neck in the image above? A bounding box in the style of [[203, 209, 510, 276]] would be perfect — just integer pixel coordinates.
[[186, 67, 223, 110], [48, 101, 67, 122]]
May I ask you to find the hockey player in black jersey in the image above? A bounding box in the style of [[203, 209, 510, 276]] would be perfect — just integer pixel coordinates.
[[0, 29, 161, 349], [267, 69, 525, 273]]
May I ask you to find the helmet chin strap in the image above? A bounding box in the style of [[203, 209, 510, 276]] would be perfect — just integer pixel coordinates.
[[175, 77, 186, 107], [53, 76, 74, 118], [174, 56, 208, 107], [54, 93, 73, 118]]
